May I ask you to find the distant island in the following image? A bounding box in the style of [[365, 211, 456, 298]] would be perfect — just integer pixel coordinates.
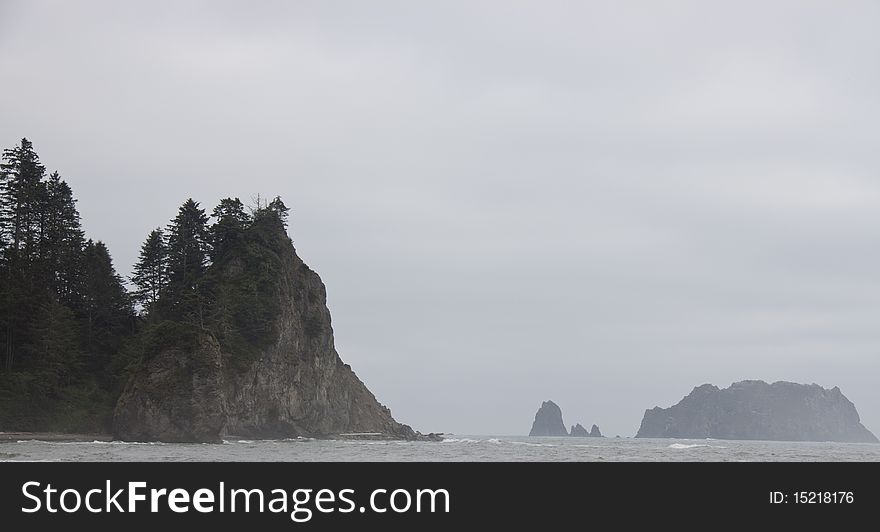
[[529, 400, 602, 437], [0, 138, 436, 442], [636, 380, 878, 443]]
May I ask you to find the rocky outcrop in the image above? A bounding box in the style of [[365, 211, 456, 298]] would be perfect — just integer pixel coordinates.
[[570, 423, 603, 438], [636, 380, 878, 443], [570, 423, 589, 437], [113, 333, 226, 443], [530, 401, 602, 437], [114, 217, 431, 442], [529, 401, 568, 436]]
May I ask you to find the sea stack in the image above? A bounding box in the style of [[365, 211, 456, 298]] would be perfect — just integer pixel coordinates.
[[529, 401, 569, 436], [570, 423, 589, 437], [636, 380, 878, 443], [590, 424, 602, 438], [113, 211, 424, 442]]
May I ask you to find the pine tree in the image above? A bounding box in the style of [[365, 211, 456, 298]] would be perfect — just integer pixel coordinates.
[[0, 138, 46, 268], [167, 199, 210, 289], [79, 240, 133, 375], [41, 172, 85, 305], [0, 138, 47, 372], [23, 296, 81, 398], [130, 228, 168, 312], [0, 138, 140, 431], [267, 196, 290, 227], [166, 199, 210, 323], [251, 196, 291, 233], [210, 197, 250, 261]]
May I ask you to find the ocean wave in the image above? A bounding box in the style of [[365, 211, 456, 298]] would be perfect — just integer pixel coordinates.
[[509, 441, 555, 447], [441, 438, 480, 443], [669, 443, 727, 449]]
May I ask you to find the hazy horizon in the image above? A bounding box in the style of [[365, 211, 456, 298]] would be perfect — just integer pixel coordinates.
[[2, 1, 880, 438]]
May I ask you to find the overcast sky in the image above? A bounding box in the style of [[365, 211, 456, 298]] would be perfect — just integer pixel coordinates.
[[2, 1, 880, 437]]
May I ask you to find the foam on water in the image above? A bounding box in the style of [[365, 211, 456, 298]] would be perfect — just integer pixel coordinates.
[[2, 437, 874, 462], [509, 441, 555, 447], [669, 443, 727, 449]]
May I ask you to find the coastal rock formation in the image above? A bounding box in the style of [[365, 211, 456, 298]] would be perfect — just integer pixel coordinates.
[[113, 333, 226, 442], [529, 401, 569, 436], [570, 423, 603, 437], [114, 216, 424, 442], [570, 423, 589, 437], [530, 401, 603, 437], [636, 380, 878, 443]]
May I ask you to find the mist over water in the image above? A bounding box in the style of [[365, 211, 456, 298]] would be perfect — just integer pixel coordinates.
[[3, 437, 879, 462]]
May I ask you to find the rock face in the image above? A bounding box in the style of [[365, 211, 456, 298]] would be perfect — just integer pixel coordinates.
[[529, 401, 568, 436], [636, 380, 878, 443], [113, 333, 227, 442], [114, 220, 423, 443], [570, 423, 589, 437], [590, 424, 602, 438]]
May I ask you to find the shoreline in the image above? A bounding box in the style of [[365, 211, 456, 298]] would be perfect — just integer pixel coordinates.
[[0, 432, 114, 443], [1, 431, 444, 444]]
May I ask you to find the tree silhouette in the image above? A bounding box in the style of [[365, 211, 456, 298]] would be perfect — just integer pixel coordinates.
[[0, 138, 46, 268], [166, 199, 210, 323], [211, 197, 250, 261], [80, 240, 133, 368], [131, 228, 168, 313]]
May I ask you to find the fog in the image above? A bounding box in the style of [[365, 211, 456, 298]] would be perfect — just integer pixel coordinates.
[[2, 1, 879, 437]]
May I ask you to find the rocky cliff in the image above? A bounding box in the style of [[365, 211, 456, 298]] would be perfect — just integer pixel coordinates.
[[529, 401, 568, 436], [114, 215, 424, 442], [636, 380, 878, 443]]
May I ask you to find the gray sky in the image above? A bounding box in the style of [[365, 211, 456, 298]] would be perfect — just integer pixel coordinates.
[[2, 1, 880, 437]]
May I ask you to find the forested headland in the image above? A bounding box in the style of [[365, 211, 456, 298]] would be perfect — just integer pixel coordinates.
[[0, 138, 290, 432]]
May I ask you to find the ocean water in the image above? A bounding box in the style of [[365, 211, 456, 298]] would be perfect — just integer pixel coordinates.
[[2, 436, 879, 461]]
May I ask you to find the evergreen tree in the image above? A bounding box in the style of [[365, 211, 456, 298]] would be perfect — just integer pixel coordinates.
[[250, 196, 290, 234], [1, 138, 301, 432], [166, 199, 210, 322], [267, 196, 290, 227], [130, 228, 168, 312], [0, 138, 46, 268], [0, 138, 47, 372], [23, 296, 81, 398], [210, 197, 250, 261], [79, 240, 133, 375], [167, 199, 210, 289], [41, 172, 85, 305], [0, 138, 138, 431]]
